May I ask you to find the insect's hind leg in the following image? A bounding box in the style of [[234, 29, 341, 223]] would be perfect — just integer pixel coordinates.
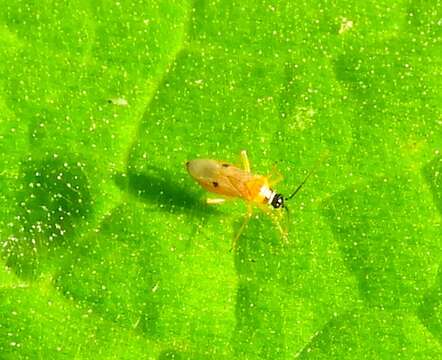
[[231, 204, 253, 251], [240, 150, 251, 173], [206, 198, 226, 205]]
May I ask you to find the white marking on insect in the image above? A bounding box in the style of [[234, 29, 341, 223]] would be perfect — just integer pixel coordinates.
[[259, 186, 276, 204]]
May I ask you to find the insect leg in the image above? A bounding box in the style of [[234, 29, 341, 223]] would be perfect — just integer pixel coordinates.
[[258, 204, 289, 243], [231, 204, 253, 251], [206, 198, 226, 205], [240, 150, 251, 173], [268, 164, 284, 186]]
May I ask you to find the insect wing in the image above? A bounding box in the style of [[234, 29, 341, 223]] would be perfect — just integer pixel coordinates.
[[186, 159, 252, 198]]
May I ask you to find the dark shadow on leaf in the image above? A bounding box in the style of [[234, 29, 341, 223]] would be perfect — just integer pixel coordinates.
[[417, 266, 442, 343], [321, 176, 438, 310], [233, 281, 285, 358], [423, 154, 442, 215], [5, 157, 93, 279], [114, 166, 218, 216]]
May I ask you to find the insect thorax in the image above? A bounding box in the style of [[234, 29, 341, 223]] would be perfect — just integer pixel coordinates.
[[259, 186, 276, 205]]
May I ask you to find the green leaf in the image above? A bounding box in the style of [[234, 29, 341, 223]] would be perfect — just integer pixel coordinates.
[[1, 1, 441, 358]]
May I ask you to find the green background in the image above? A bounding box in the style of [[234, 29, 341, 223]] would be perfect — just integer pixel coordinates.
[[0, 0, 441, 359]]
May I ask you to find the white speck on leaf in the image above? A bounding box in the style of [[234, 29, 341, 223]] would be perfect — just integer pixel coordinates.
[[339, 17, 354, 34], [108, 97, 128, 106]]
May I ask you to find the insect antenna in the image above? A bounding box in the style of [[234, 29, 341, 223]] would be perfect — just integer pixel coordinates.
[[285, 171, 313, 200], [282, 152, 328, 230], [285, 151, 329, 201]]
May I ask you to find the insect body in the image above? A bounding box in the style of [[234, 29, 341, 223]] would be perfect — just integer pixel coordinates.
[[186, 150, 316, 250], [186, 158, 284, 209]]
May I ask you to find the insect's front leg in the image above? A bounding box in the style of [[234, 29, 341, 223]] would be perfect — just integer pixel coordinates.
[[268, 164, 284, 186], [258, 204, 288, 244]]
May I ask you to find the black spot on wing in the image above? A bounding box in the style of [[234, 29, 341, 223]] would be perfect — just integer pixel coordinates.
[[212, 181, 219, 187], [222, 163, 230, 167]]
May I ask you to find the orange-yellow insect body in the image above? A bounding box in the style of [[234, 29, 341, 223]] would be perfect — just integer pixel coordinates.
[[186, 150, 294, 249], [187, 150, 323, 249], [186, 157, 284, 208]]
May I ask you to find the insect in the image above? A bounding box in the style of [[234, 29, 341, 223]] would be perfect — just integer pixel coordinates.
[[186, 150, 318, 250]]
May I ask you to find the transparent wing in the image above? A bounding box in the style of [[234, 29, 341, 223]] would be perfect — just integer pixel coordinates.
[[187, 159, 254, 198]]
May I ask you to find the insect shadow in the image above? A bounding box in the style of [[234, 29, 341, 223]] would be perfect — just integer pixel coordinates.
[[114, 166, 219, 216]]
